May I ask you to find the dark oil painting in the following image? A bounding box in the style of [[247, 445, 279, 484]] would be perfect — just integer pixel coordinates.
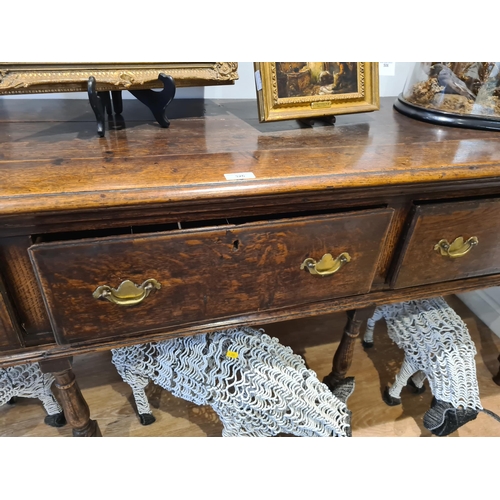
[[276, 63, 358, 98]]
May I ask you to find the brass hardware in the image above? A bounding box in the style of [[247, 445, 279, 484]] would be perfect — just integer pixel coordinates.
[[92, 279, 161, 306], [300, 252, 351, 276], [311, 101, 332, 109], [434, 236, 478, 258]]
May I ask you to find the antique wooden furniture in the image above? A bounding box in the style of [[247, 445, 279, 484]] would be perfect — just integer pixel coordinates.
[[1, 97, 500, 437]]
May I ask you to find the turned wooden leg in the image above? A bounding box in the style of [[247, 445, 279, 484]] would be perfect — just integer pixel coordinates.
[[323, 306, 376, 391], [493, 354, 500, 386], [39, 358, 101, 437]]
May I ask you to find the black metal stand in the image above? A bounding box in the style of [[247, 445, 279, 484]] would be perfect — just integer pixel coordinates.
[[87, 76, 106, 137], [98, 90, 123, 116], [297, 115, 336, 128], [87, 73, 176, 137], [129, 74, 176, 128]]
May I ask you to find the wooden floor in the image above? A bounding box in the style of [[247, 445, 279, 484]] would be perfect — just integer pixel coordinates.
[[2, 295, 500, 437]]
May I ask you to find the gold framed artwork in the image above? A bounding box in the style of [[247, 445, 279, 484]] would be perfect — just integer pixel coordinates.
[[254, 62, 379, 122], [0, 62, 239, 95]]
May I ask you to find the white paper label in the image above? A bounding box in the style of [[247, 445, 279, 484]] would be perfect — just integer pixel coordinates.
[[379, 62, 395, 76], [224, 172, 256, 180], [255, 70, 262, 91]]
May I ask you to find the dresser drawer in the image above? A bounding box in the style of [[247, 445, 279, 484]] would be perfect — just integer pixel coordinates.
[[392, 198, 500, 289], [29, 209, 393, 344]]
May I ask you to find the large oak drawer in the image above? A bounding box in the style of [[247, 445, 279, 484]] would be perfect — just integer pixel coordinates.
[[29, 209, 393, 344], [393, 198, 500, 289]]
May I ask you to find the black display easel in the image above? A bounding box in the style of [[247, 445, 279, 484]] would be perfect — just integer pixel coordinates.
[[297, 116, 336, 128], [87, 73, 176, 137]]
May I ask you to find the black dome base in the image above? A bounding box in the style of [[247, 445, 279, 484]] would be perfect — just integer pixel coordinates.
[[393, 95, 500, 132]]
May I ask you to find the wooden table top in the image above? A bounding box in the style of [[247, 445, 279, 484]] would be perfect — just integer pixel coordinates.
[[1, 97, 500, 217]]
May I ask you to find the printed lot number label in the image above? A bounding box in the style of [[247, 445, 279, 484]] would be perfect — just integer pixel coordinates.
[[224, 172, 256, 180]]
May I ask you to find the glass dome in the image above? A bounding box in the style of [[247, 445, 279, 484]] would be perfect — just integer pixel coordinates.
[[394, 62, 500, 130]]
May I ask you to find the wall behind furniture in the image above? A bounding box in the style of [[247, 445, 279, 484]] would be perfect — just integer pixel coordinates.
[[457, 290, 500, 337], [205, 62, 414, 99], [0, 62, 415, 100]]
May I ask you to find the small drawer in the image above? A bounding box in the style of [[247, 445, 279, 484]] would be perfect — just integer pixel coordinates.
[[392, 198, 500, 289], [29, 208, 393, 345]]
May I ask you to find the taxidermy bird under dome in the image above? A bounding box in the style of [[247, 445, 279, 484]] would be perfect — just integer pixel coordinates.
[[394, 62, 500, 131]]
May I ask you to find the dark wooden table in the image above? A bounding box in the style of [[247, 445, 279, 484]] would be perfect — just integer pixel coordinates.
[[2, 96, 500, 436]]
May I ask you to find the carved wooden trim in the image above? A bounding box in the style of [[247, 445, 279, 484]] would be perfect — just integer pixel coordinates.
[[0, 63, 238, 95], [39, 357, 102, 437], [323, 306, 376, 390]]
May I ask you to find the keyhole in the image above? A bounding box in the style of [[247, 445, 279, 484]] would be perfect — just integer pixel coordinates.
[[232, 240, 240, 251]]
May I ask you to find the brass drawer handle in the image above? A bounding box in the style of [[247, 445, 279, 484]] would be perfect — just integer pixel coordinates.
[[92, 279, 161, 306], [434, 236, 478, 259], [300, 252, 351, 276]]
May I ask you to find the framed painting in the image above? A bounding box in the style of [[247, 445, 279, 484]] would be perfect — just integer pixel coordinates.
[[254, 62, 379, 122], [0, 62, 238, 95]]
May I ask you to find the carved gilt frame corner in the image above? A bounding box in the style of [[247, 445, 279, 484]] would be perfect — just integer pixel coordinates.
[[0, 62, 238, 95]]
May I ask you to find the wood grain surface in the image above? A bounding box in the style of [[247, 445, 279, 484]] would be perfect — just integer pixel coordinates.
[[394, 198, 500, 288], [29, 210, 392, 344], [0, 236, 53, 340], [0, 275, 23, 350], [1, 98, 500, 217]]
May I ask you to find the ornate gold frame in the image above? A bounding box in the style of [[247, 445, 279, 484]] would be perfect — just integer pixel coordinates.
[[254, 62, 379, 122], [0, 62, 238, 95]]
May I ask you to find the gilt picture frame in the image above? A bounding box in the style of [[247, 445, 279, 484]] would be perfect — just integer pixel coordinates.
[[254, 62, 379, 122], [0, 62, 238, 95]]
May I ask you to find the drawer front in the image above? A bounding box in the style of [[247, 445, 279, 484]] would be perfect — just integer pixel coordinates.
[[393, 198, 500, 289], [29, 209, 393, 344]]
